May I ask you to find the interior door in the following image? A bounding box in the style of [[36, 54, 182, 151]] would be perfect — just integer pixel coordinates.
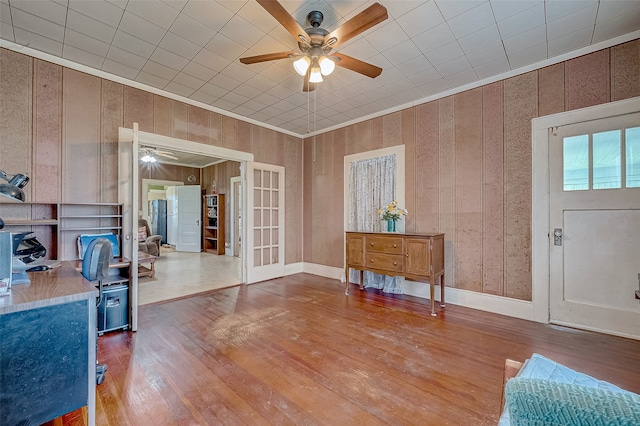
[[118, 125, 139, 332], [246, 162, 285, 283], [549, 113, 640, 339], [176, 185, 201, 252]]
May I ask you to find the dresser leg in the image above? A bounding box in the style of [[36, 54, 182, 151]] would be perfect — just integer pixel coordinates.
[[430, 283, 436, 316], [440, 274, 446, 308], [359, 270, 364, 290], [344, 267, 350, 295]]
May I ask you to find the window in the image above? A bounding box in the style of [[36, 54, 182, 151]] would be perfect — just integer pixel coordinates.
[[563, 126, 640, 191]]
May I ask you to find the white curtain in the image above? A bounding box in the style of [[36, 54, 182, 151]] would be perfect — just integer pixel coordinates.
[[347, 154, 403, 294]]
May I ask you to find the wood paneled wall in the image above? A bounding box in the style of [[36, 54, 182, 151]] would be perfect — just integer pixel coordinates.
[[0, 48, 303, 264], [303, 40, 640, 301]]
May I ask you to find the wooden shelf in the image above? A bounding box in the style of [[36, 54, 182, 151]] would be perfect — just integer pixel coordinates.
[[202, 194, 225, 255], [2, 219, 59, 225]]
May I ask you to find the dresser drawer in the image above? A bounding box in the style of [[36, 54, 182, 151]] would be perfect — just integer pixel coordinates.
[[365, 253, 403, 273], [366, 236, 403, 254]]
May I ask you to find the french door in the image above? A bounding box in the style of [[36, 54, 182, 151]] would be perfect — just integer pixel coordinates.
[[246, 162, 285, 283], [549, 112, 640, 339]]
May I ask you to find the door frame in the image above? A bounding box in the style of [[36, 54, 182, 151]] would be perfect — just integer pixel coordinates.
[[230, 176, 241, 257], [118, 126, 254, 285], [531, 96, 640, 324]]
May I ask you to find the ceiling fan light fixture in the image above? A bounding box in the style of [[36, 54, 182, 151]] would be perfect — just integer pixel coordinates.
[[319, 56, 335, 76], [141, 154, 156, 163], [309, 67, 323, 83], [293, 56, 310, 76]]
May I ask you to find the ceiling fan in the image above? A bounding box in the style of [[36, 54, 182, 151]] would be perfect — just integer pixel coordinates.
[[140, 147, 178, 163], [239, 0, 388, 92]]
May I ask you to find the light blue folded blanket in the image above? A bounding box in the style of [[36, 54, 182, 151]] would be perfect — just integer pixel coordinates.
[[498, 354, 640, 425]]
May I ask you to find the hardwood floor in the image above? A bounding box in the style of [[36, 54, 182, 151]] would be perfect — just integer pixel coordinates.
[[61, 274, 640, 425]]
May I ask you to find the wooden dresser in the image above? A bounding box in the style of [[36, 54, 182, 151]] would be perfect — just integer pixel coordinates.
[[345, 232, 445, 316]]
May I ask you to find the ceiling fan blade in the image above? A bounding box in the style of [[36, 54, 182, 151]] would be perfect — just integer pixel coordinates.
[[239, 51, 296, 64], [333, 53, 382, 78], [324, 3, 388, 49], [257, 0, 309, 44], [302, 68, 317, 92]]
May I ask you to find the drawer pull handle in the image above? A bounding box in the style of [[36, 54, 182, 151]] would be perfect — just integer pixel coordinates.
[[393, 262, 397, 266], [393, 244, 397, 248], [370, 259, 374, 263], [406, 254, 409, 257], [370, 243, 374, 246]]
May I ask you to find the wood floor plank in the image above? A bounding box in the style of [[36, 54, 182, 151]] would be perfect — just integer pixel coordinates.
[[50, 273, 640, 425]]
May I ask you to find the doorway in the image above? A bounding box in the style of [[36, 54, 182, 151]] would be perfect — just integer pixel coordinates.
[[531, 97, 640, 340]]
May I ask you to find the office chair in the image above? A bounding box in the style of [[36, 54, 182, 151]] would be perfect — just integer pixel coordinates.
[[81, 237, 111, 385]]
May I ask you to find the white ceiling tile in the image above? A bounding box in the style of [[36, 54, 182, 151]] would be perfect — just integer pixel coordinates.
[[238, 0, 280, 33], [142, 60, 180, 80], [545, 0, 597, 22], [257, 63, 294, 84], [219, 14, 266, 49], [378, 94, 403, 108], [418, 77, 450, 96], [150, 47, 190, 71], [106, 0, 127, 9], [164, 80, 195, 97], [434, 55, 472, 75], [11, 8, 65, 41], [381, 39, 422, 64], [1, 1, 11, 22], [197, 82, 229, 98], [548, 26, 593, 57], [209, 72, 242, 91], [233, 104, 259, 116], [364, 85, 394, 101], [359, 101, 383, 114], [10, 0, 67, 25], [169, 13, 218, 47], [366, 20, 409, 52], [136, 70, 171, 88], [435, 0, 484, 20], [14, 27, 63, 55], [250, 111, 274, 122], [62, 44, 105, 69], [119, 12, 166, 45], [182, 0, 235, 32], [381, 0, 424, 19], [465, 41, 506, 67], [64, 28, 110, 57], [425, 40, 464, 66], [413, 22, 456, 54], [205, 33, 247, 61], [337, 38, 379, 61], [171, 72, 206, 90], [190, 90, 216, 105], [221, 90, 250, 106], [125, 0, 180, 29], [111, 31, 156, 58], [213, 98, 242, 111], [66, 9, 117, 43], [503, 25, 547, 54], [221, 62, 258, 83], [597, 0, 640, 22], [0, 22, 15, 42], [395, 54, 433, 77], [107, 46, 148, 69], [547, 4, 597, 40], [593, 7, 640, 43], [490, 0, 541, 22], [68, 0, 124, 27], [193, 48, 231, 72], [497, 2, 545, 39], [182, 61, 218, 81], [251, 91, 279, 106], [250, 34, 294, 55], [473, 54, 510, 79], [245, 73, 280, 91], [444, 67, 477, 87], [159, 32, 202, 60], [102, 58, 140, 80], [507, 42, 547, 69], [458, 24, 501, 54], [447, 2, 495, 39], [407, 67, 442, 85], [396, 1, 445, 37], [161, 0, 188, 11]]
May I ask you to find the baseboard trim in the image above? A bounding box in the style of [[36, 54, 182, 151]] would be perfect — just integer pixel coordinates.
[[296, 262, 536, 321], [284, 262, 304, 275]]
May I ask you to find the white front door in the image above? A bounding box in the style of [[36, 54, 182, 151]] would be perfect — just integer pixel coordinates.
[[176, 185, 201, 252], [549, 113, 640, 339], [246, 162, 285, 283]]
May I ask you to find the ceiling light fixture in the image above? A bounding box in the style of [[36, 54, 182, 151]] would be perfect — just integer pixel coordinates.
[[293, 56, 310, 76], [141, 154, 156, 163]]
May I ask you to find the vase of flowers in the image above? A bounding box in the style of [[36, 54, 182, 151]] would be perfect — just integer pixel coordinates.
[[378, 200, 408, 232]]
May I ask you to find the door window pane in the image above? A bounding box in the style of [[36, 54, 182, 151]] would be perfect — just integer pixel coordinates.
[[626, 127, 640, 188], [593, 130, 621, 189], [563, 135, 589, 191]]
